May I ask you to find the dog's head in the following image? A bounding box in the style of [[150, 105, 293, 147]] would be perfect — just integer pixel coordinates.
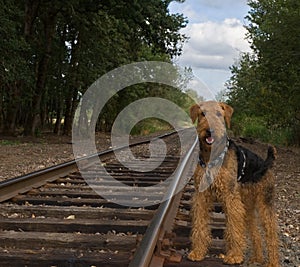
[[190, 101, 233, 152]]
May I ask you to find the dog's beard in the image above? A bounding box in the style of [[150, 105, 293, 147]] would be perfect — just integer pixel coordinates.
[[198, 134, 229, 192], [198, 167, 219, 192]]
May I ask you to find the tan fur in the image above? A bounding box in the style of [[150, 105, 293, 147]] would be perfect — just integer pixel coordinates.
[[188, 101, 279, 267]]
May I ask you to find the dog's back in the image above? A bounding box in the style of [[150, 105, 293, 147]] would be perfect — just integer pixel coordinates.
[[230, 141, 276, 184]]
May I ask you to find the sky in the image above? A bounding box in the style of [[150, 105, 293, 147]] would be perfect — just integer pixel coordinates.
[[169, 0, 252, 98]]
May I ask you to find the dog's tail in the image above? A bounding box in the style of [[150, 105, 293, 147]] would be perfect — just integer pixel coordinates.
[[252, 145, 276, 181], [264, 145, 277, 169]]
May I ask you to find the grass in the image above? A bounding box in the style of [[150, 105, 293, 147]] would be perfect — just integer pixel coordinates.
[[130, 118, 173, 136], [231, 115, 294, 146], [0, 139, 21, 146]]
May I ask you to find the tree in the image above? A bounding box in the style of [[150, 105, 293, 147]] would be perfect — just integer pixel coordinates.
[[226, 0, 300, 144], [0, 0, 32, 134], [0, 0, 188, 136], [23, 0, 62, 136]]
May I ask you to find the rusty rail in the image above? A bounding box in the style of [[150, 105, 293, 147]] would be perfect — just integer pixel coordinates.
[[0, 130, 182, 203], [129, 136, 198, 267], [0, 128, 210, 267]]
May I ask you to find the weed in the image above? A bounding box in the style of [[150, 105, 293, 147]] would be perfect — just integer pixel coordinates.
[[130, 118, 172, 136], [232, 115, 293, 146], [0, 140, 21, 146]]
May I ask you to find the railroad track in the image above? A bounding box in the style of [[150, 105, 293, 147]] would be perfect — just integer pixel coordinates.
[[0, 129, 229, 267]]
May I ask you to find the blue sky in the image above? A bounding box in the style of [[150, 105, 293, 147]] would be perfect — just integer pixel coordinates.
[[169, 0, 251, 98]]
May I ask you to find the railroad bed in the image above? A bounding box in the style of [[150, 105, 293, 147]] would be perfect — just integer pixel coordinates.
[[0, 130, 230, 267]]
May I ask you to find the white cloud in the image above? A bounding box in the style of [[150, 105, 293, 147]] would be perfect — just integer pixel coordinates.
[[199, 0, 248, 9], [178, 18, 250, 71], [169, 0, 251, 95]]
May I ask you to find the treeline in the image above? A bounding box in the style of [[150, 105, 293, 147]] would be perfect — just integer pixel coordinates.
[[0, 0, 188, 136], [226, 0, 300, 145]]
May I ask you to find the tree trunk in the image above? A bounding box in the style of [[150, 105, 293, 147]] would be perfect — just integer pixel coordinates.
[[24, 9, 57, 135], [63, 88, 78, 136], [63, 36, 80, 136], [0, 89, 4, 132], [24, 0, 40, 39], [54, 96, 64, 135], [2, 83, 22, 135]]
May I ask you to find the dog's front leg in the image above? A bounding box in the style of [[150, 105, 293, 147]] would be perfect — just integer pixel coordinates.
[[221, 183, 246, 264], [188, 189, 212, 261]]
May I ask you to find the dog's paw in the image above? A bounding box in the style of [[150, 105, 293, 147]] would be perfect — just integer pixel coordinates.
[[187, 250, 206, 261], [249, 255, 264, 265], [222, 253, 243, 264], [264, 263, 280, 267]]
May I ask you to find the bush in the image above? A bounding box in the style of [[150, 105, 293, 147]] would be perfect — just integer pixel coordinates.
[[130, 118, 172, 136], [231, 115, 293, 146]]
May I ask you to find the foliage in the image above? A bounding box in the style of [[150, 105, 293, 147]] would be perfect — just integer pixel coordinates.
[[0, 140, 21, 146], [226, 0, 300, 145], [0, 0, 188, 136], [231, 114, 294, 146], [130, 118, 173, 136]]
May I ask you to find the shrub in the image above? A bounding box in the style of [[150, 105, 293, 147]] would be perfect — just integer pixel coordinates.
[[231, 115, 293, 146], [130, 118, 172, 136]]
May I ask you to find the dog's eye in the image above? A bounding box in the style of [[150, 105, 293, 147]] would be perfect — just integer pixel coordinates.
[[201, 111, 206, 117], [216, 111, 222, 117]]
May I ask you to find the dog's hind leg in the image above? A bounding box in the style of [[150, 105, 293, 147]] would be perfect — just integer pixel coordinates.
[[242, 187, 264, 264], [256, 174, 279, 267]]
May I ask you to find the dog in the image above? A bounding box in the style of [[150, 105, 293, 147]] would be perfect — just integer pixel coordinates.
[[188, 101, 279, 267]]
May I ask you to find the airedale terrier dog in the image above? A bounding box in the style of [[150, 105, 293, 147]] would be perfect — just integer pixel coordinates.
[[188, 101, 279, 267]]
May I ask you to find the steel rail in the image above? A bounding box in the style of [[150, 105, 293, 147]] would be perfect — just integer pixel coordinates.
[[129, 135, 198, 267], [0, 129, 183, 202]]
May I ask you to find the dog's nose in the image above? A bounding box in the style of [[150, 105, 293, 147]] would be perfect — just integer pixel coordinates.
[[206, 128, 214, 135]]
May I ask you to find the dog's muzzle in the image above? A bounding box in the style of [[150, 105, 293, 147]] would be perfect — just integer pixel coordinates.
[[205, 129, 215, 145]]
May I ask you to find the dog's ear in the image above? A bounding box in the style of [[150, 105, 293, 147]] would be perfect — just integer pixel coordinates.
[[219, 102, 234, 128], [190, 104, 200, 124]]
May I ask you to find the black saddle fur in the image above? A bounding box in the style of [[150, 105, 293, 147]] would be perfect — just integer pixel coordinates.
[[229, 140, 276, 184]]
